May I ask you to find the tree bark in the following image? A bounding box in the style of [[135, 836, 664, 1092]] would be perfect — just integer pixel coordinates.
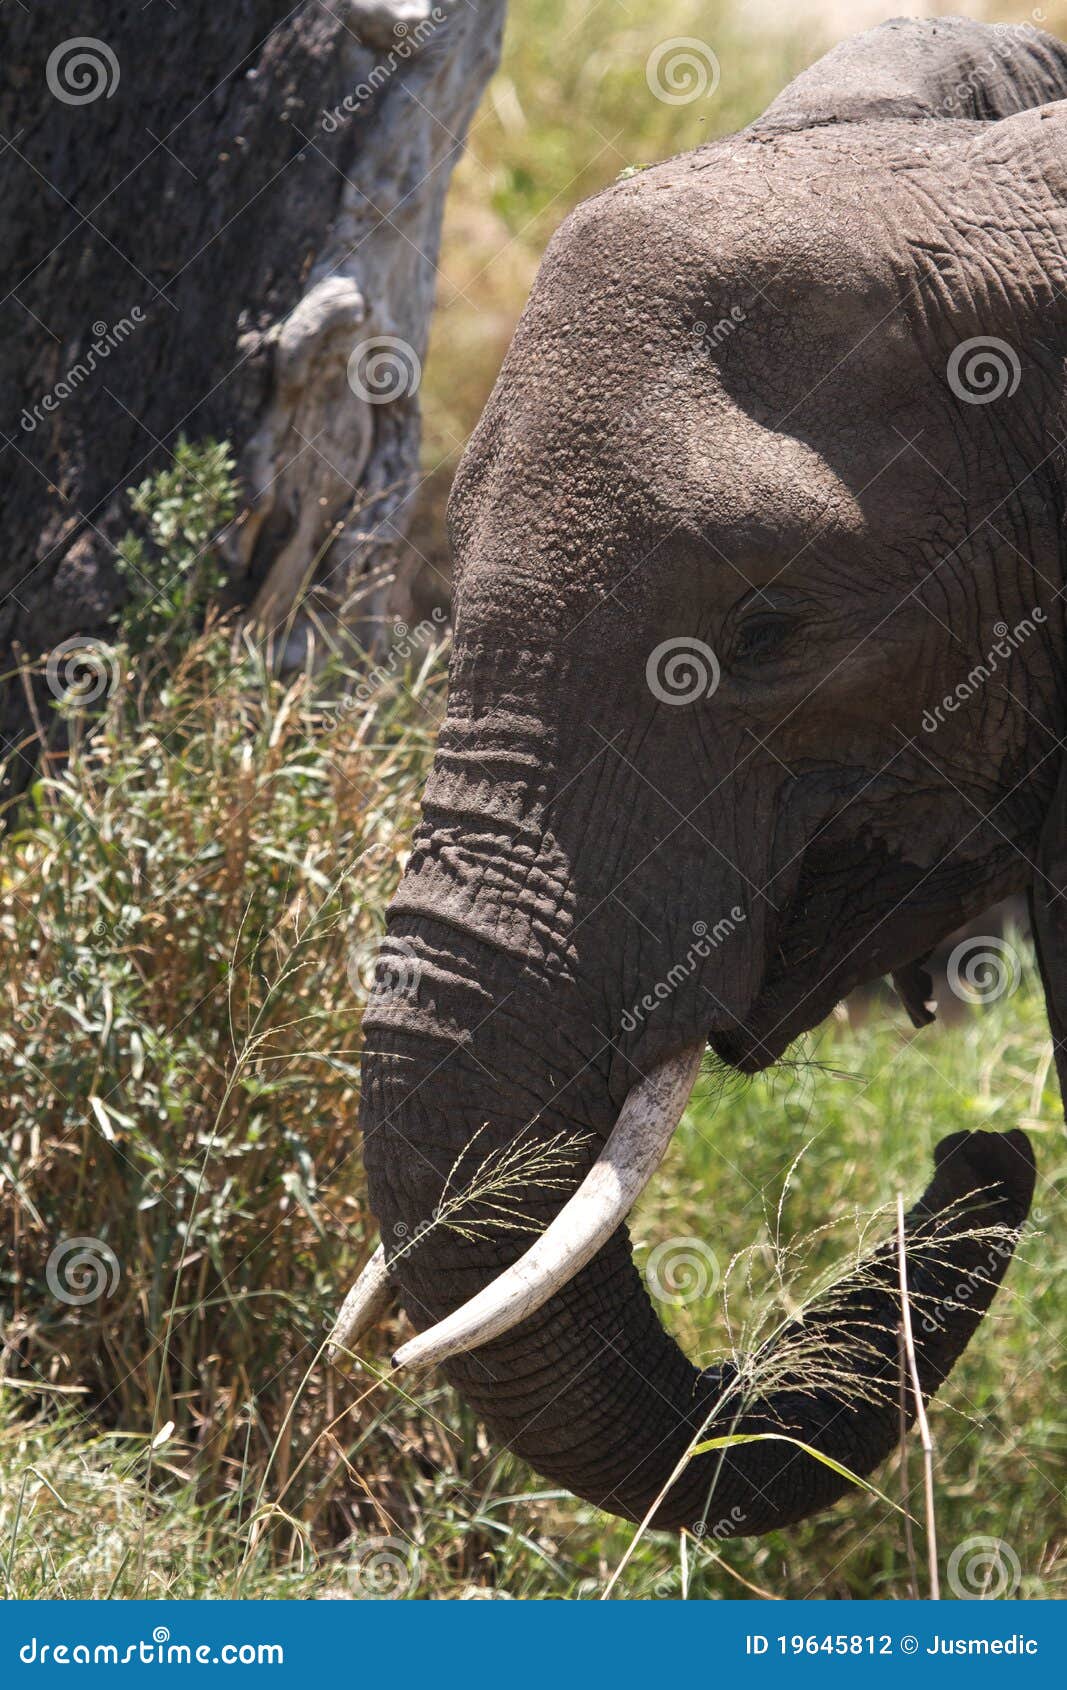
[[0, 0, 503, 775]]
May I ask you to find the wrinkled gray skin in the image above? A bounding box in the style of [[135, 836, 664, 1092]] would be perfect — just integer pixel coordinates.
[[359, 19, 1066, 1534]]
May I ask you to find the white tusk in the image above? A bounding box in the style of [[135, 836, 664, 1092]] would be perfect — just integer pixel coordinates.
[[392, 1040, 705, 1371], [328, 1242, 392, 1357]]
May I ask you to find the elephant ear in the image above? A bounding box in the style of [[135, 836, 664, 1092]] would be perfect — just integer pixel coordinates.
[[987, 96, 1067, 1113], [1030, 754, 1067, 1110]]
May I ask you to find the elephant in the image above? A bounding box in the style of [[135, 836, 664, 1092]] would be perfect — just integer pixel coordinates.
[[349, 16, 1067, 1537]]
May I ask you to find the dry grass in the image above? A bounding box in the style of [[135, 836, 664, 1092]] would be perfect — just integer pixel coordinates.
[[0, 453, 449, 1543]]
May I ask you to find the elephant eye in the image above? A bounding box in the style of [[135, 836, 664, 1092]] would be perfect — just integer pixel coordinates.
[[733, 612, 793, 664]]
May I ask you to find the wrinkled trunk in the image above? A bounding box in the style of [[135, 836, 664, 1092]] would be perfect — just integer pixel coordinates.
[[364, 1012, 1033, 1534], [360, 723, 1035, 1534]]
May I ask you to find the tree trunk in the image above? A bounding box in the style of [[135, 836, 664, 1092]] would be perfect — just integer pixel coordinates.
[[0, 0, 503, 777]]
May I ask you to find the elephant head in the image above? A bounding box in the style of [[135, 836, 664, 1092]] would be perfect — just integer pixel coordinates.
[[354, 19, 1066, 1535]]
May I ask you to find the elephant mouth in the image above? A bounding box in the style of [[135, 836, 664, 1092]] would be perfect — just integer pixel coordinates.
[[709, 961, 854, 1073], [386, 1040, 706, 1371], [710, 1023, 790, 1074]]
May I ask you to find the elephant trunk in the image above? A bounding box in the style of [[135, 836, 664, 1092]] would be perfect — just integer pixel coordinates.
[[359, 905, 1035, 1535]]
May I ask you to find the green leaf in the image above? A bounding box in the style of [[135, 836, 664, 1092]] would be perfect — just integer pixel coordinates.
[[689, 1432, 908, 1517]]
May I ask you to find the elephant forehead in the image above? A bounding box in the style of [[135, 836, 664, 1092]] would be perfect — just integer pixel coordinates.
[[461, 330, 922, 595], [657, 411, 873, 571], [465, 442, 876, 627], [451, 134, 972, 610]]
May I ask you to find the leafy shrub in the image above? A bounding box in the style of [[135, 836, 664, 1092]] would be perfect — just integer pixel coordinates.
[[114, 437, 237, 654]]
